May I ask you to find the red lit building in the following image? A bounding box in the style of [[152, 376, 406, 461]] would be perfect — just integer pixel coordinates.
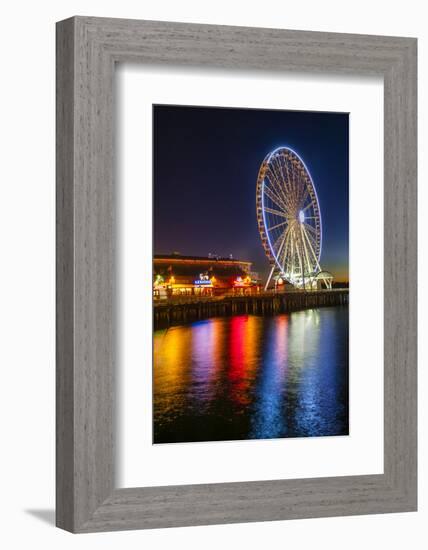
[[153, 254, 260, 299]]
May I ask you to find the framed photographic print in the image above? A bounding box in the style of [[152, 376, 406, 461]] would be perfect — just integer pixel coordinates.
[[56, 17, 417, 532], [151, 105, 349, 446]]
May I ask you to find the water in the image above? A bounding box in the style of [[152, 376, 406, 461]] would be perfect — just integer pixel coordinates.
[[153, 306, 349, 444]]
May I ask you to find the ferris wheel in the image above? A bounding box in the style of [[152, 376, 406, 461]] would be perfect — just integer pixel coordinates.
[[256, 146, 332, 291]]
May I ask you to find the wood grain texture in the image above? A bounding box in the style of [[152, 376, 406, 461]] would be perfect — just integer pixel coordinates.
[[56, 18, 75, 532], [56, 16, 417, 533]]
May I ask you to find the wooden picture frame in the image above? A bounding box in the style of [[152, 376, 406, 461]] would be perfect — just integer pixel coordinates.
[[56, 16, 417, 532]]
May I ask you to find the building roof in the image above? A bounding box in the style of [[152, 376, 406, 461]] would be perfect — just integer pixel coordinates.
[[154, 254, 251, 266], [155, 254, 255, 278]]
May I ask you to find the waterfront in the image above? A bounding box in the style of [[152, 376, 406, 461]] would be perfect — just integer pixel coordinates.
[[153, 289, 348, 329], [153, 305, 349, 444]]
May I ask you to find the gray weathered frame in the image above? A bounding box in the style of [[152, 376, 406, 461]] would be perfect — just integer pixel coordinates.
[[56, 16, 417, 533]]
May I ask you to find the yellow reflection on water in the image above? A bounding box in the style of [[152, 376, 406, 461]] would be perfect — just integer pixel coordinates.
[[154, 326, 193, 415]]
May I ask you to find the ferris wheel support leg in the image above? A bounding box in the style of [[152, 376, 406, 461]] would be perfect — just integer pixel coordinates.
[[264, 264, 276, 291]]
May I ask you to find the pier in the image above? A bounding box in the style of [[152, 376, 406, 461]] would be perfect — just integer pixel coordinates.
[[154, 289, 349, 330]]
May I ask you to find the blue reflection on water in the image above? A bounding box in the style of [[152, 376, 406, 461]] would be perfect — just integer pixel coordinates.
[[153, 306, 348, 444], [250, 315, 289, 439]]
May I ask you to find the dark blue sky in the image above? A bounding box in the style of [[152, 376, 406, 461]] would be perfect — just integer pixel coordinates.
[[153, 105, 349, 281]]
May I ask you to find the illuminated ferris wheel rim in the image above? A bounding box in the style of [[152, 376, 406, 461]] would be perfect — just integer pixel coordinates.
[[256, 146, 325, 288], [263, 146, 323, 268]]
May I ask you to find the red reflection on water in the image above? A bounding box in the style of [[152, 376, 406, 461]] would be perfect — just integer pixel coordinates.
[[274, 315, 288, 374], [228, 316, 258, 406]]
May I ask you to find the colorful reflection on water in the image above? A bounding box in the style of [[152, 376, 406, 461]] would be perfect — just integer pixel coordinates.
[[153, 306, 348, 444]]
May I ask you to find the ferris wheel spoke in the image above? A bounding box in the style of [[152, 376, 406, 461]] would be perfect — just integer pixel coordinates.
[[263, 182, 289, 212], [291, 163, 301, 198], [267, 166, 293, 210], [280, 161, 297, 205], [286, 162, 301, 210], [270, 228, 288, 255], [282, 154, 294, 195], [273, 155, 293, 198], [278, 228, 292, 271], [270, 155, 285, 182], [304, 222, 318, 234], [276, 224, 289, 255], [304, 233, 319, 254], [301, 202, 315, 213], [287, 229, 296, 276], [276, 229, 289, 259], [300, 226, 315, 276], [301, 224, 322, 271], [265, 173, 292, 212], [301, 186, 310, 206], [267, 219, 288, 232], [303, 226, 319, 250], [293, 238, 302, 278], [263, 206, 288, 218], [294, 228, 306, 280]]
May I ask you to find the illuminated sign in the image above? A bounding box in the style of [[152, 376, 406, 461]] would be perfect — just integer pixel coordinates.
[[194, 279, 212, 286], [194, 273, 211, 285]]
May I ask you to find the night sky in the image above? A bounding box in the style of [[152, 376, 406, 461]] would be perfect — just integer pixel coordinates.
[[153, 105, 349, 282]]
